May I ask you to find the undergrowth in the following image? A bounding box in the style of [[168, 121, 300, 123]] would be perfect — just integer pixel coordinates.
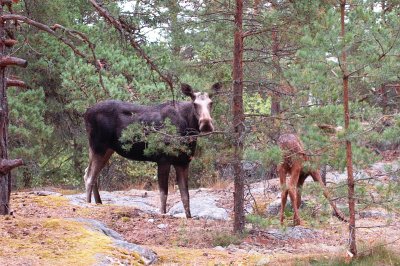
[[299, 245, 400, 266], [212, 231, 245, 247]]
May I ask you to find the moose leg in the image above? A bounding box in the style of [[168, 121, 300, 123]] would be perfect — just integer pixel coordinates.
[[288, 164, 302, 226], [296, 172, 307, 209], [84, 149, 113, 204], [93, 180, 102, 204], [278, 164, 288, 225], [174, 164, 191, 218], [280, 189, 289, 225], [157, 162, 171, 214]]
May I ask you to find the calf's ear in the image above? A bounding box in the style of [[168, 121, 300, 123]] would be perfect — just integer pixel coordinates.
[[209, 82, 222, 98], [181, 83, 195, 100]]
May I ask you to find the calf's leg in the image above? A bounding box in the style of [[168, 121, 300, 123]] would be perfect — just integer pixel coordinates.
[[84, 149, 113, 204], [288, 163, 302, 226], [157, 162, 171, 214], [174, 164, 191, 218], [278, 164, 288, 225]]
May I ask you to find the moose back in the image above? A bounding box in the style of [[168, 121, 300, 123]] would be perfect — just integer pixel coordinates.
[[83, 83, 220, 218]]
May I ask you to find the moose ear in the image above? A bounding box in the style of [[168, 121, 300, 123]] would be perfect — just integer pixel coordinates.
[[181, 83, 195, 100], [209, 82, 222, 98]]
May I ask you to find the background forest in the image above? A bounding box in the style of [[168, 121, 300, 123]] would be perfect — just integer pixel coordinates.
[[8, 0, 399, 193]]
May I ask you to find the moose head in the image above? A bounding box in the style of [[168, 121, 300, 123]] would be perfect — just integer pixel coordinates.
[[181, 82, 221, 133]]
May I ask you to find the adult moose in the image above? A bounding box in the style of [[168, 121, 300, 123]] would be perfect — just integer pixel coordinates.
[[83, 83, 221, 218], [277, 133, 347, 226]]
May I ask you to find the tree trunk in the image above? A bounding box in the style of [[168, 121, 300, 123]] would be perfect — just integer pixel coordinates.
[[232, 0, 245, 233], [0, 2, 26, 215], [167, 0, 181, 56], [340, 0, 357, 256], [0, 3, 10, 215], [271, 26, 281, 116]]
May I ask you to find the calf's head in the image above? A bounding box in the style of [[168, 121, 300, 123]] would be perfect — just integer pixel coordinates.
[[181, 82, 221, 133]]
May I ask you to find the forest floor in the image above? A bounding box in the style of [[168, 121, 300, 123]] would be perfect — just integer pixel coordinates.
[[0, 156, 399, 265]]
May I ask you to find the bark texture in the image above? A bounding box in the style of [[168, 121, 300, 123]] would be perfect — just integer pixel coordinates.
[[232, 0, 245, 233]]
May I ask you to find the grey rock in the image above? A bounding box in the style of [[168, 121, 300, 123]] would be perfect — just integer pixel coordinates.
[[266, 199, 306, 216], [168, 196, 229, 220], [265, 226, 320, 241], [157, 224, 168, 229], [31, 191, 62, 197], [371, 162, 399, 179], [326, 170, 368, 183], [72, 218, 157, 265], [147, 218, 155, 223], [216, 160, 265, 181], [266, 199, 281, 216], [214, 246, 225, 251], [65, 191, 159, 214], [359, 210, 394, 219], [226, 244, 237, 251]]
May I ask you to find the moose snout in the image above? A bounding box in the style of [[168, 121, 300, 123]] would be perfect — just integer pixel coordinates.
[[199, 118, 214, 133]]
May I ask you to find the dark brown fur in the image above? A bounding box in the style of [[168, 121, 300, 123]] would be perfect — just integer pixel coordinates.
[[83, 83, 220, 218]]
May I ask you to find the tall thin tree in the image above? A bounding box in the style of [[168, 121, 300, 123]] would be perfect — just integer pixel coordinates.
[[340, 0, 357, 256], [232, 0, 245, 233]]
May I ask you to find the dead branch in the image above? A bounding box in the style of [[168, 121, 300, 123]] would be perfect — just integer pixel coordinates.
[[0, 158, 23, 175], [1, 14, 86, 58], [0, 56, 27, 67], [6, 78, 26, 88], [1, 14, 110, 96], [1, 39, 17, 47]]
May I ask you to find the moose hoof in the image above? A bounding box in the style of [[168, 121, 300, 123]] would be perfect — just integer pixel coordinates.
[[293, 219, 302, 226]]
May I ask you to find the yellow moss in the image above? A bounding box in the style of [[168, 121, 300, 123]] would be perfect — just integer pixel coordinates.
[[252, 199, 268, 215], [0, 218, 145, 266], [121, 217, 130, 222], [57, 189, 83, 195], [152, 246, 263, 265], [33, 195, 69, 208]]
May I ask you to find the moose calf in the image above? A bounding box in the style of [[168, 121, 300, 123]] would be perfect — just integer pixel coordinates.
[[277, 133, 346, 226]]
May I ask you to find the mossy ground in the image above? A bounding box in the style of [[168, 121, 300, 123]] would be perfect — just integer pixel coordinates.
[[0, 217, 144, 266], [2, 180, 400, 266]]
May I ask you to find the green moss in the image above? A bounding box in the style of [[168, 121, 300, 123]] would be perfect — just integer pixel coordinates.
[[0, 218, 144, 265]]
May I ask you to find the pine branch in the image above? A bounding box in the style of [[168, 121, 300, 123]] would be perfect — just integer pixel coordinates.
[[88, 0, 175, 100]]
